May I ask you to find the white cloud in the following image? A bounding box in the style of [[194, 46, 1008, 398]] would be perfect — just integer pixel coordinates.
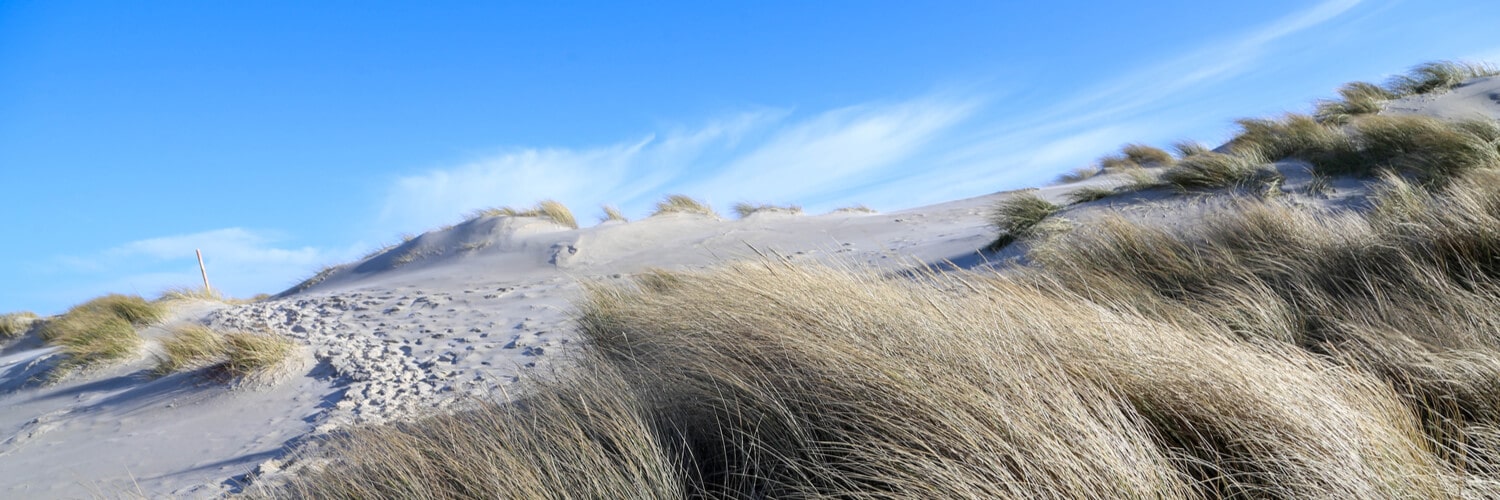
[[379, 98, 977, 230], [51, 227, 343, 301]]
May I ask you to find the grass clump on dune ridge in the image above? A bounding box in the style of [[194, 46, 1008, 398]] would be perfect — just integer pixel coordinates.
[[732, 202, 802, 218], [1315, 81, 1393, 123], [154, 324, 227, 375], [159, 286, 225, 302], [831, 204, 876, 214], [987, 192, 1063, 251], [1055, 165, 1102, 183], [1064, 186, 1116, 204], [33, 294, 165, 376], [471, 200, 579, 229], [1309, 115, 1500, 182], [650, 194, 718, 218], [154, 325, 296, 380], [1098, 143, 1175, 171], [0, 311, 38, 338], [222, 332, 297, 378], [1160, 150, 1278, 191], [1388, 60, 1500, 96], [599, 205, 628, 223]]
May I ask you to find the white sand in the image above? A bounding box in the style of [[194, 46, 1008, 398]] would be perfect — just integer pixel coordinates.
[[1, 75, 1496, 498]]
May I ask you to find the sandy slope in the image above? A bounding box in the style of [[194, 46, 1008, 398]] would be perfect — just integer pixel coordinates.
[[1, 75, 1496, 498]]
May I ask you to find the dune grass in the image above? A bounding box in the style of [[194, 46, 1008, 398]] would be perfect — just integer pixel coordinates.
[[1388, 60, 1500, 96], [1172, 140, 1211, 159], [159, 286, 225, 302], [732, 202, 803, 218], [1308, 115, 1500, 182], [1315, 81, 1393, 124], [269, 256, 1466, 498], [154, 324, 228, 375], [154, 325, 296, 380], [471, 200, 579, 229], [222, 332, 297, 378], [1064, 186, 1116, 205], [986, 192, 1062, 250], [1056, 165, 1102, 183], [831, 204, 877, 214], [1097, 143, 1175, 171], [32, 294, 164, 376], [0, 311, 39, 338], [1160, 151, 1278, 191], [651, 194, 718, 218], [600, 205, 628, 223]]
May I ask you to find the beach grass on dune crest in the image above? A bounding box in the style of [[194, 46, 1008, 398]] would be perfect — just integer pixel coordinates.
[[159, 286, 225, 302], [987, 192, 1062, 250], [600, 204, 628, 223], [34, 294, 165, 376], [471, 200, 579, 229], [0, 311, 38, 338], [155, 325, 296, 380], [651, 194, 718, 218], [732, 202, 802, 218]]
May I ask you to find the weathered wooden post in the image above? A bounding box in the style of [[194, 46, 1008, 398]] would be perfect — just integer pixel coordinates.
[[196, 248, 212, 293]]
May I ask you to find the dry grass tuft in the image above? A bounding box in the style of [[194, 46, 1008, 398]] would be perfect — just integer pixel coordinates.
[[471, 200, 579, 228], [1173, 140, 1211, 159], [1309, 115, 1500, 182], [831, 204, 877, 214], [1098, 144, 1176, 171], [1056, 165, 1103, 183], [987, 192, 1062, 250], [732, 202, 803, 218], [600, 205, 628, 223], [651, 194, 718, 218], [1064, 186, 1116, 205], [1388, 60, 1500, 96], [0, 311, 39, 338], [1315, 81, 1393, 123], [222, 332, 297, 379], [281, 265, 340, 297], [39, 311, 141, 376], [153, 325, 296, 381], [1160, 151, 1278, 191], [154, 324, 228, 375], [70, 293, 166, 326], [159, 286, 225, 302]]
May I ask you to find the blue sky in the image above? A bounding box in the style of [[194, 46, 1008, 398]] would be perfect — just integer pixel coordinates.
[[4, 0, 1499, 314]]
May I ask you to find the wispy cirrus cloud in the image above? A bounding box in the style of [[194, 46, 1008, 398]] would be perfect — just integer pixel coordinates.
[[43, 228, 350, 308], [376, 1, 1369, 232], [379, 96, 980, 231]]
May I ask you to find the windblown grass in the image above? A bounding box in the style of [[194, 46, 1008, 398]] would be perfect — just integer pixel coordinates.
[[1056, 165, 1102, 183], [155, 325, 296, 380], [987, 192, 1062, 250], [732, 202, 802, 218], [651, 194, 718, 218], [0, 311, 38, 338], [71, 294, 166, 326], [1388, 60, 1500, 96], [600, 205, 628, 223], [1064, 186, 1116, 204], [1172, 140, 1211, 159], [1029, 171, 1500, 485], [1160, 151, 1278, 191], [1308, 115, 1500, 181], [159, 286, 225, 302], [1225, 113, 1344, 161], [272, 259, 1461, 499], [154, 324, 227, 375], [1315, 81, 1393, 124], [1098, 143, 1176, 171], [831, 204, 877, 214], [222, 332, 297, 378], [39, 311, 141, 376], [471, 200, 579, 229]]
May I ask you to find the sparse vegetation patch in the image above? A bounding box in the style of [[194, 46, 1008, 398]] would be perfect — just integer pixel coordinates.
[[651, 194, 719, 218], [732, 202, 803, 218], [0, 311, 39, 338]]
